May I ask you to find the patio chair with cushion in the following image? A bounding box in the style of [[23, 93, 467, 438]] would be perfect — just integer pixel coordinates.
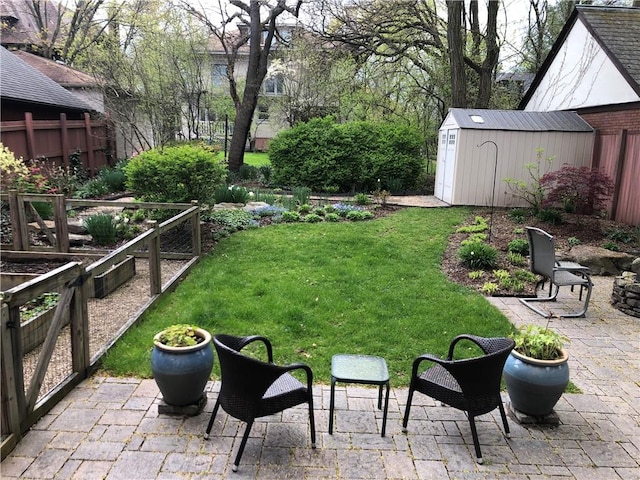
[[520, 226, 593, 318], [402, 334, 515, 464], [204, 334, 316, 472]]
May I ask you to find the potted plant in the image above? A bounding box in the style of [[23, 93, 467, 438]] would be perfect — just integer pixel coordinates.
[[503, 323, 569, 417], [151, 324, 214, 407]]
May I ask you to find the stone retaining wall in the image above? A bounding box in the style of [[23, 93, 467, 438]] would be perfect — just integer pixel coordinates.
[[611, 272, 640, 318]]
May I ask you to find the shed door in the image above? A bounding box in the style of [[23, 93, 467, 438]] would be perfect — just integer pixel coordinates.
[[435, 131, 447, 198], [442, 130, 457, 203]]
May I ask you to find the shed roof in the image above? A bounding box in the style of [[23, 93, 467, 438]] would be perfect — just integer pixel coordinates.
[[446, 109, 593, 132], [0, 46, 92, 111]]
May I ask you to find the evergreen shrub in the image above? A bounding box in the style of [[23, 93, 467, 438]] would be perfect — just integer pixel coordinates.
[[269, 117, 425, 193]]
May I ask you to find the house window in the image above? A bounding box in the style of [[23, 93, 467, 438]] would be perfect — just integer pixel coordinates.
[[257, 104, 269, 120], [263, 74, 284, 95], [212, 64, 227, 86]]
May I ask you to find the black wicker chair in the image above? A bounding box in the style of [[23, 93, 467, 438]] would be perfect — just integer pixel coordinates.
[[204, 334, 316, 472], [402, 335, 514, 464]]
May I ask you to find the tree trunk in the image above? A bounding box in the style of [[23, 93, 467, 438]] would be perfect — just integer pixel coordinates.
[[447, 1, 467, 107], [475, 0, 500, 108]]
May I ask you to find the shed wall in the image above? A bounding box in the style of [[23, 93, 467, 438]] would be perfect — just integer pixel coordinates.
[[450, 130, 594, 207]]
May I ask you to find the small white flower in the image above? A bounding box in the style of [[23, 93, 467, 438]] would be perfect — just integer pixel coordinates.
[[249, 192, 254, 197]]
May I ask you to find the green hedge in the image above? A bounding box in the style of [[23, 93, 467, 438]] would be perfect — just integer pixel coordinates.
[[269, 117, 425, 193], [124, 144, 226, 203]]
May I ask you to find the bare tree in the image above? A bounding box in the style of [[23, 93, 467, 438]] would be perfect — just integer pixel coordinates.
[[311, 0, 501, 111], [181, 0, 303, 172]]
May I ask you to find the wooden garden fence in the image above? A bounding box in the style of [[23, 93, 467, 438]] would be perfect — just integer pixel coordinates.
[[0, 196, 202, 460]]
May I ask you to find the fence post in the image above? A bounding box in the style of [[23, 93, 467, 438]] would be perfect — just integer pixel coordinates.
[[83, 113, 95, 175], [148, 221, 161, 295], [24, 112, 36, 161], [53, 195, 69, 253], [60, 113, 69, 168], [1, 304, 22, 456], [191, 200, 201, 257], [7, 190, 24, 250], [69, 268, 90, 376]]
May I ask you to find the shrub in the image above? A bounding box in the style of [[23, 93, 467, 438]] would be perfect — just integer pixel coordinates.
[[508, 238, 529, 255], [602, 241, 619, 251], [281, 211, 301, 223], [303, 213, 323, 223], [259, 165, 272, 184], [481, 282, 499, 295], [468, 270, 484, 280], [507, 251, 526, 266], [292, 186, 311, 205], [84, 214, 117, 245], [605, 227, 634, 244], [298, 204, 312, 214], [567, 236, 581, 246], [540, 164, 614, 215], [456, 216, 488, 233], [74, 177, 110, 199], [99, 166, 127, 192], [346, 210, 374, 221], [458, 241, 498, 270], [239, 164, 259, 180], [513, 269, 537, 282], [269, 117, 425, 193], [508, 208, 529, 224], [125, 143, 225, 203], [0, 143, 29, 190], [202, 209, 258, 236], [214, 185, 250, 204], [325, 212, 340, 222], [537, 208, 563, 225], [354, 193, 370, 205], [503, 148, 554, 213]]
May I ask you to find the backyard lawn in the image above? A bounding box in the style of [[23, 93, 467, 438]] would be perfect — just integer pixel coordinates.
[[101, 207, 515, 387]]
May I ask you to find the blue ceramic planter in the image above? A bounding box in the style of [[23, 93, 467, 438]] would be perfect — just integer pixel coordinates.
[[151, 328, 214, 406], [503, 349, 569, 417]]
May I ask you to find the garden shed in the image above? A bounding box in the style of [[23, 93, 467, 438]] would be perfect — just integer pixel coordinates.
[[435, 109, 594, 207]]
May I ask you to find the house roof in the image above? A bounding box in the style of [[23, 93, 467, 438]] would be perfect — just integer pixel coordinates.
[[520, 6, 640, 109], [11, 49, 98, 88], [0, 0, 64, 48], [446, 109, 593, 132], [1, 46, 93, 111]]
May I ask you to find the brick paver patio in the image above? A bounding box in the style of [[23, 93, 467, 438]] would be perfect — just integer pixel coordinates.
[[1, 276, 638, 479]]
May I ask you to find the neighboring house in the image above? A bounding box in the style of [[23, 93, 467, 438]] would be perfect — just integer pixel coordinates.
[[10, 49, 104, 113], [198, 24, 297, 151], [1, 46, 113, 173], [520, 5, 640, 225]]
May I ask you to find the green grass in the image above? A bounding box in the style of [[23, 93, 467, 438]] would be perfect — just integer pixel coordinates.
[[100, 207, 515, 386], [243, 152, 270, 166]]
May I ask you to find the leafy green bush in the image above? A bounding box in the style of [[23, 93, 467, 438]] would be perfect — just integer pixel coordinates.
[[99, 166, 127, 192], [354, 193, 370, 205], [125, 144, 225, 203], [456, 216, 488, 233], [84, 214, 117, 245], [303, 213, 323, 223], [74, 177, 110, 199], [325, 212, 340, 222], [537, 208, 563, 225], [568, 236, 581, 246], [602, 241, 619, 251], [259, 165, 272, 184], [457, 241, 498, 270], [508, 208, 529, 224], [201, 208, 257, 232], [281, 211, 301, 223], [507, 251, 526, 266], [239, 164, 258, 180], [346, 210, 374, 221], [214, 185, 250, 204], [269, 117, 425, 193], [508, 238, 529, 255]]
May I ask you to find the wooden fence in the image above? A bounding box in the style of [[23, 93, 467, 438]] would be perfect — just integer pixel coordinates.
[[0, 112, 115, 175], [1, 199, 201, 460]]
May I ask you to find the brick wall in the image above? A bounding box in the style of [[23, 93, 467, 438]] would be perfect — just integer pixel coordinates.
[[580, 107, 640, 134]]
